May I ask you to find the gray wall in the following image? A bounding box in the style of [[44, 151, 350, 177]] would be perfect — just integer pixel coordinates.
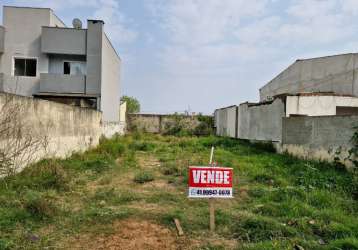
[[0, 6, 52, 96], [281, 115, 358, 166], [0, 92, 102, 171], [214, 106, 237, 137], [0, 92, 125, 171], [214, 99, 285, 141], [100, 34, 120, 122], [41, 27, 86, 55], [260, 53, 358, 101], [48, 54, 86, 74], [86, 20, 103, 95], [0, 7, 121, 123], [238, 99, 285, 142], [39, 73, 85, 93]]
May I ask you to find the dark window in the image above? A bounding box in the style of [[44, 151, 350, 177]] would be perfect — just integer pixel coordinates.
[[14, 58, 37, 77], [64, 61, 70, 75], [14, 59, 25, 76], [336, 106, 358, 116], [63, 61, 86, 75], [26, 59, 37, 76]]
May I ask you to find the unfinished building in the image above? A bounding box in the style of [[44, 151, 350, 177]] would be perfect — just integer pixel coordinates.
[[214, 53, 358, 165], [0, 6, 121, 122]]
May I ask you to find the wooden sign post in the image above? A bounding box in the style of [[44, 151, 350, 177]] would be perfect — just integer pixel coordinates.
[[209, 198, 215, 232], [188, 147, 233, 233], [209, 147, 215, 233]]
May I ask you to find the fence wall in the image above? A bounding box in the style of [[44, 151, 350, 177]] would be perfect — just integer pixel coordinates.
[[214, 99, 285, 142], [214, 106, 237, 137], [0, 93, 124, 171], [238, 99, 285, 142], [280, 115, 358, 166]]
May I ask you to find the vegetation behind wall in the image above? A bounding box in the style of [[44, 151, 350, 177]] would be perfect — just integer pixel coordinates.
[[127, 113, 214, 136]]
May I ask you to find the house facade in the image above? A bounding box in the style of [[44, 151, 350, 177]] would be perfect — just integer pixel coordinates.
[[0, 6, 121, 122]]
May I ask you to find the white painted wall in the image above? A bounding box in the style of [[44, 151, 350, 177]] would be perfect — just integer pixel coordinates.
[[49, 10, 66, 27], [120, 101, 127, 123], [286, 95, 358, 117]]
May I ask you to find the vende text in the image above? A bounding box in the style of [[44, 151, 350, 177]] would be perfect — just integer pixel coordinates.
[[192, 170, 230, 184], [188, 167, 233, 190]]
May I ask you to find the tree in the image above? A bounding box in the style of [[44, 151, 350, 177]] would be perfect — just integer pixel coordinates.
[[121, 96, 140, 114]]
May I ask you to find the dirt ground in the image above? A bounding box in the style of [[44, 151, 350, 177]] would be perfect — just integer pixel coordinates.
[[66, 218, 205, 250]]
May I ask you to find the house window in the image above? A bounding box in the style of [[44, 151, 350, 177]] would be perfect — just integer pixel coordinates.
[[63, 61, 86, 76], [14, 58, 37, 77], [336, 106, 358, 116]]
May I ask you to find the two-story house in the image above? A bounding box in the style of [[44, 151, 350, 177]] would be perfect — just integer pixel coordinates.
[[0, 6, 121, 122]]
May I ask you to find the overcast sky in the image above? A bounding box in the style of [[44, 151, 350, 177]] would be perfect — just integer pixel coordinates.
[[2, 0, 358, 114]]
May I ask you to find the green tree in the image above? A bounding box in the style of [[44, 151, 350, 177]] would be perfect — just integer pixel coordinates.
[[121, 96, 140, 114]]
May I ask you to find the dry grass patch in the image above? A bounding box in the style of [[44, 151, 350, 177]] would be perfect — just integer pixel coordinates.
[[67, 219, 179, 250]]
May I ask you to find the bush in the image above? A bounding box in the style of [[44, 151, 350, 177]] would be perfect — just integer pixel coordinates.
[[9, 160, 69, 191], [134, 171, 154, 184], [83, 157, 112, 173], [193, 114, 214, 136], [97, 137, 125, 157], [64, 153, 113, 173], [22, 190, 57, 219], [163, 113, 193, 136]]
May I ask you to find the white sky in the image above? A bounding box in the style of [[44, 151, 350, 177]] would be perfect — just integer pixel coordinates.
[[2, 0, 358, 114]]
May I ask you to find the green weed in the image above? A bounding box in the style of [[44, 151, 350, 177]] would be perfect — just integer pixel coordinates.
[[21, 190, 57, 220], [97, 137, 125, 157], [133, 171, 154, 183]]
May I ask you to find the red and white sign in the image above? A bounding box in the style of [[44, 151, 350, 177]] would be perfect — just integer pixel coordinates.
[[188, 166, 233, 198]]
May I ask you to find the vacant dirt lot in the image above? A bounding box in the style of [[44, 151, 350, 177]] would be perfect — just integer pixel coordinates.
[[0, 134, 357, 249]]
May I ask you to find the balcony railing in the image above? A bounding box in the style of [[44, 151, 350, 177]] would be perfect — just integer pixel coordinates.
[[41, 27, 86, 55], [39, 73, 86, 94]]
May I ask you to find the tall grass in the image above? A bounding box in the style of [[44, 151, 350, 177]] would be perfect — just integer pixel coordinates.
[[0, 133, 357, 249]]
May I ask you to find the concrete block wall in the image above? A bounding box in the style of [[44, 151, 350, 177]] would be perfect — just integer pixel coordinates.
[[238, 99, 285, 142], [280, 115, 358, 167], [214, 106, 237, 137], [215, 99, 285, 142]]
